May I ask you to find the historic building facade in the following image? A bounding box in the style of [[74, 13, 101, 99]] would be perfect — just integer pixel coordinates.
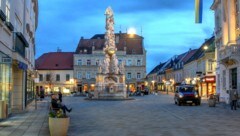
[[74, 33, 147, 93], [35, 52, 75, 94], [0, 0, 38, 118], [211, 0, 240, 102]]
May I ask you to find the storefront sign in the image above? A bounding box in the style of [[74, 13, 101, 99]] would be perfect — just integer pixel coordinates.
[[165, 81, 171, 85], [205, 76, 215, 83]]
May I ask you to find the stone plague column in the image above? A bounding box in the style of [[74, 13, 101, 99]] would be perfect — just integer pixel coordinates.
[[94, 7, 126, 99]]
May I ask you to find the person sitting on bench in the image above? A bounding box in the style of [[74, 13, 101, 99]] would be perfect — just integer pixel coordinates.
[[51, 94, 72, 114]]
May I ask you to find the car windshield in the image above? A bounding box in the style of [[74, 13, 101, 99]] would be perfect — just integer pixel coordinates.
[[179, 87, 194, 92]]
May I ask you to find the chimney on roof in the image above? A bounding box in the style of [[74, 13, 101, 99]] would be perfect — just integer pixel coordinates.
[[81, 36, 84, 40], [57, 47, 62, 52], [119, 31, 122, 34]]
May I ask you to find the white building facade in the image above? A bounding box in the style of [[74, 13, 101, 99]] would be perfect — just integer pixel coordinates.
[[211, 0, 240, 102], [74, 33, 147, 93], [0, 0, 38, 118]]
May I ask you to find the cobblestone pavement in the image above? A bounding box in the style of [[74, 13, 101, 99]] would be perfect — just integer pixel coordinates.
[[0, 99, 49, 136], [1, 94, 240, 136], [67, 94, 240, 136]]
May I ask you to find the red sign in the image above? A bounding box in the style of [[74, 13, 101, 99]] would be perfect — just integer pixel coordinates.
[[205, 76, 215, 83]]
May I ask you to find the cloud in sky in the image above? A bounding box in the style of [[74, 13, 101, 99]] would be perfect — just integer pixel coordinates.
[[36, 0, 214, 73]]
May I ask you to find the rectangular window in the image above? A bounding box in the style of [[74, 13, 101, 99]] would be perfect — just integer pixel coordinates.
[[137, 73, 141, 79], [77, 72, 81, 79], [87, 60, 91, 66], [127, 60, 132, 66], [77, 59, 82, 65], [208, 61, 213, 71], [6, 0, 10, 21], [127, 73, 131, 79], [66, 74, 70, 81], [39, 74, 43, 81], [118, 59, 122, 64], [56, 74, 60, 81], [86, 72, 90, 79], [46, 74, 50, 81], [137, 60, 141, 66]]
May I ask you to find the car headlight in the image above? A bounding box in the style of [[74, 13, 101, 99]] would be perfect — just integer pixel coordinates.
[[195, 92, 198, 98], [179, 93, 184, 98]]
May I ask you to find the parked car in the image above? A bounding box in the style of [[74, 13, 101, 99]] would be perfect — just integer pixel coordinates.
[[174, 85, 201, 106], [141, 89, 149, 95]]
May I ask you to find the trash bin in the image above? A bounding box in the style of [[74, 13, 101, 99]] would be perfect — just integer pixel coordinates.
[[0, 100, 7, 119], [208, 94, 216, 107]]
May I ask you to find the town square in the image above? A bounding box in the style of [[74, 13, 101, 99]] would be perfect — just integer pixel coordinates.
[[0, 0, 240, 136]]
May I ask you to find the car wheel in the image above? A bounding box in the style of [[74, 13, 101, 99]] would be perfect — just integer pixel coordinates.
[[178, 101, 181, 106]]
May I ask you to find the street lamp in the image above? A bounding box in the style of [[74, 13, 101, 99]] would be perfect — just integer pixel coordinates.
[[203, 45, 208, 50]]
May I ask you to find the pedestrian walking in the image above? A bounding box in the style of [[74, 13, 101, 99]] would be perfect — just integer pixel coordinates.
[[58, 91, 63, 102], [229, 89, 238, 110], [40, 86, 45, 101]]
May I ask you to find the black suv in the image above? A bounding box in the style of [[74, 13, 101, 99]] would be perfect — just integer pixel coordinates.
[[174, 85, 201, 106]]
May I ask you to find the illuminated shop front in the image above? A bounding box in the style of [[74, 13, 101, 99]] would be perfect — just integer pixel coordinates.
[[0, 52, 12, 119], [200, 76, 216, 98]]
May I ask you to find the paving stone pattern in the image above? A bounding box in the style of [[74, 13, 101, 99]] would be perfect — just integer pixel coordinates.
[[1, 94, 240, 136]]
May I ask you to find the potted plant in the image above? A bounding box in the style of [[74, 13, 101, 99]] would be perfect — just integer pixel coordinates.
[[49, 109, 70, 136]]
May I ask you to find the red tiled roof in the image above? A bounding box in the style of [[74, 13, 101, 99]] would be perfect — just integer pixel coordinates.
[[35, 52, 74, 70], [75, 33, 144, 54]]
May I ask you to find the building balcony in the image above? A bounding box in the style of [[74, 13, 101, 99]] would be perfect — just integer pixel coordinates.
[[0, 10, 6, 21], [219, 44, 240, 66]]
